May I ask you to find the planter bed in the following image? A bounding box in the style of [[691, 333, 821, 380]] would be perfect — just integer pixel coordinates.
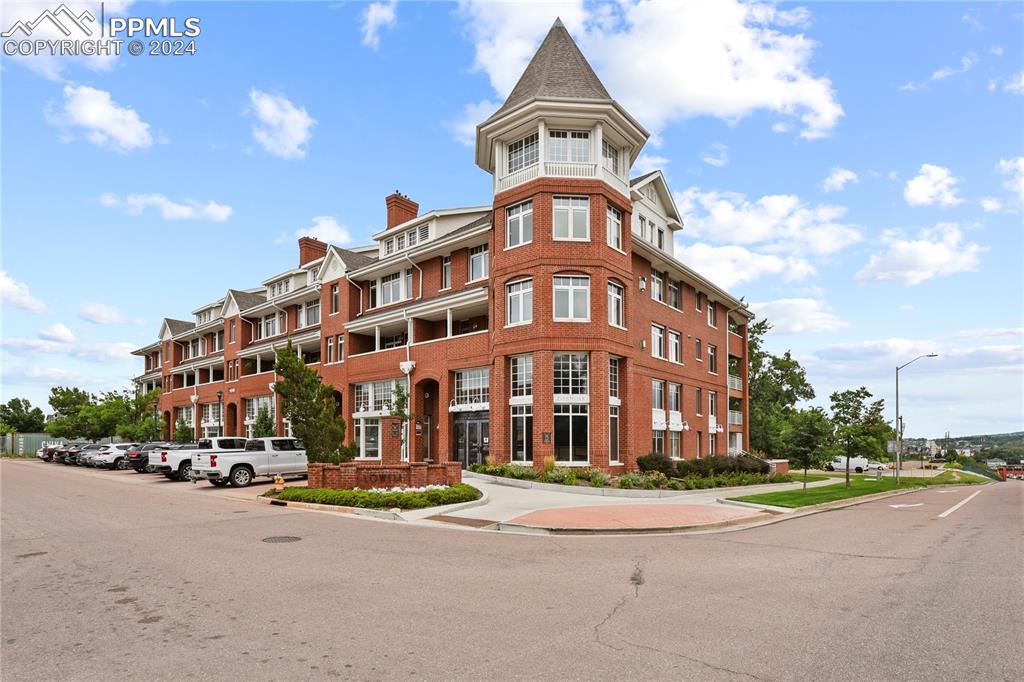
[[264, 483, 481, 510]]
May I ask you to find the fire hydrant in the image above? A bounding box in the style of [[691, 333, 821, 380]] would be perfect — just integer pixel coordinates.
[[274, 474, 285, 493]]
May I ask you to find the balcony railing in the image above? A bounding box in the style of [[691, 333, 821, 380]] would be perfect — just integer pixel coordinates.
[[495, 164, 541, 192], [728, 374, 743, 391], [494, 161, 628, 196], [728, 410, 743, 426]]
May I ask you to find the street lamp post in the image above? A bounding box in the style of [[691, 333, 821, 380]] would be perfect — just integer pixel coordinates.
[[895, 353, 938, 484], [216, 389, 224, 438]]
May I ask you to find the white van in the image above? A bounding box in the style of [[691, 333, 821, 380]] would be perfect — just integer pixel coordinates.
[[825, 456, 887, 474]]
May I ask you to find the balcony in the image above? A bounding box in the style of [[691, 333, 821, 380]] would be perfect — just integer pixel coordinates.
[[494, 161, 629, 197], [728, 374, 743, 391], [728, 410, 744, 426]]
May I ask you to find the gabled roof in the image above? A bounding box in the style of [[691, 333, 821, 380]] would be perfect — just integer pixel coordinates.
[[630, 169, 683, 227], [227, 288, 266, 312], [334, 247, 377, 270], [483, 18, 613, 126], [164, 318, 194, 335]]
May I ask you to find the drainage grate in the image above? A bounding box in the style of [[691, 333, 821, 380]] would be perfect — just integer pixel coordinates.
[[262, 536, 301, 544]]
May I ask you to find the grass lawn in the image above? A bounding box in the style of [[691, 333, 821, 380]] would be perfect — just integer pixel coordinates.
[[729, 470, 983, 509]]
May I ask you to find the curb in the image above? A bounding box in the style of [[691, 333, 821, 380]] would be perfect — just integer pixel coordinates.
[[495, 511, 772, 536], [717, 498, 791, 514], [255, 495, 404, 520]]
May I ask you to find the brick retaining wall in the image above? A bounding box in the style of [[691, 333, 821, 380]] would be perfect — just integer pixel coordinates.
[[308, 462, 462, 489]]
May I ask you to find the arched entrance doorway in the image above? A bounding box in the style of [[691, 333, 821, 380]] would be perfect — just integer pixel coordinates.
[[226, 403, 238, 436], [414, 378, 438, 462]]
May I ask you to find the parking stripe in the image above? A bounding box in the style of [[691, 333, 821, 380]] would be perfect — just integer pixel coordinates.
[[937, 490, 982, 519]]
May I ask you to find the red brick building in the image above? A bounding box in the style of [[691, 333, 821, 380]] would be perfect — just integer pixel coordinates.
[[133, 20, 752, 473]]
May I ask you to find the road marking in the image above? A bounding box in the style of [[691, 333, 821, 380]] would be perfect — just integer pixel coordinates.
[[937, 490, 982, 519], [890, 503, 923, 509]]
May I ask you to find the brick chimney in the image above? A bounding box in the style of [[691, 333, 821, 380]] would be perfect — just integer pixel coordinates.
[[298, 236, 328, 266], [385, 191, 418, 229]]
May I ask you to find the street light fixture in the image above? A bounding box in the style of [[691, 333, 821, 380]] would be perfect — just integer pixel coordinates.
[[895, 353, 938, 484], [216, 389, 224, 438]]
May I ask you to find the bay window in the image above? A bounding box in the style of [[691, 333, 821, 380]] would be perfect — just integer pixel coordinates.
[[506, 200, 533, 248], [548, 129, 590, 162], [506, 279, 533, 326], [607, 280, 624, 327], [553, 275, 590, 321], [507, 132, 539, 173], [606, 206, 622, 250], [553, 196, 589, 240]]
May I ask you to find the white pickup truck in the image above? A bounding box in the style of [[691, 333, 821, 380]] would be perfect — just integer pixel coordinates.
[[149, 437, 248, 481], [191, 437, 307, 488]]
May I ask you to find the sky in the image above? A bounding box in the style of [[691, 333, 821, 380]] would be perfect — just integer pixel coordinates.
[[1, 0, 1022, 438]]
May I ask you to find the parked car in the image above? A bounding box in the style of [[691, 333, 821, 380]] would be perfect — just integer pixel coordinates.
[[92, 443, 139, 470], [57, 443, 85, 465], [73, 443, 106, 466], [192, 437, 307, 488], [825, 455, 878, 474], [866, 461, 888, 472], [125, 442, 168, 472], [36, 445, 62, 461], [149, 438, 246, 481], [52, 443, 83, 464]]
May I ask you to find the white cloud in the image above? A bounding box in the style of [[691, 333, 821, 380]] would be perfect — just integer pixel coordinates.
[[675, 242, 815, 290], [99, 192, 233, 222], [931, 53, 977, 81], [812, 338, 1021, 376], [1, 337, 136, 362], [1003, 72, 1024, 94], [45, 85, 153, 153], [0, 365, 108, 387], [951, 327, 1024, 341], [0, 271, 47, 313], [961, 10, 983, 30], [903, 164, 963, 207], [284, 216, 353, 246], [633, 154, 669, 176], [674, 187, 862, 256], [77, 302, 144, 325], [749, 297, 848, 334], [361, 0, 397, 49], [448, 99, 501, 147], [996, 156, 1024, 204], [39, 323, 75, 343], [456, 0, 843, 140], [822, 167, 858, 193], [700, 143, 728, 167], [980, 197, 1002, 212], [856, 223, 986, 286], [247, 89, 316, 159]]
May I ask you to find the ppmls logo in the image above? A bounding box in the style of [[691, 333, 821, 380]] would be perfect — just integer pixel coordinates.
[[1, 4, 95, 38]]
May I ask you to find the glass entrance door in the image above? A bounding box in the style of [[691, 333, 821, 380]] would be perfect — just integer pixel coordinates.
[[454, 415, 489, 468]]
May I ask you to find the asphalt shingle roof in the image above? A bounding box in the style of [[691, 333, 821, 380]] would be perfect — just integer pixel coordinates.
[[164, 318, 194, 335], [228, 289, 266, 312], [334, 248, 377, 270]]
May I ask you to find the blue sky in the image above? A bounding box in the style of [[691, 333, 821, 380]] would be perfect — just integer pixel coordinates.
[[1, 1, 1021, 438]]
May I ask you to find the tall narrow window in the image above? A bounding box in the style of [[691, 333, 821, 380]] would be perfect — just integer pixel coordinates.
[[507, 132, 539, 173], [709, 391, 718, 418], [657, 227, 665, 250], [506, 279, 533, 326], [607, 281, 624, 328], [651, 430, 665, 455], [652, 379, 665, 410], [554, 404, 589, 463], [696, 291, 704, 312], [229, 319, 236, 343], [696, 387, 703, 415], [651, 325, 665, 359], [510, 355, 533, 398], [337, 334, 345, 362], [506, 200, 533, 249], [668, 383, 681, 412], [608, 358, 620, 399], [651, 270, 664, 303], [553, 276, 590, 321], [708, 344, 718, 374], [669, 330, 681, 363], [326, 337, 334, 364], [707, 300, 718, 327], [695, 339, 702, 362], [602, 140, 619, 175], [553, 196, 589, 241], [331, 284, 339, 313], [469, 245, 488, 281], [606, 206, 622, 250], [441, 256, 451, 289], [511, 405, 533, 463], [609, 405, 620, 464], [668, 280, 681, 309], [669, 431, 681, 459], [639, 215, 649, 242]]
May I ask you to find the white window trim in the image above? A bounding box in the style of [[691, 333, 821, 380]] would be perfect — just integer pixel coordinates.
[[505, 279, 533, 328], [468, 245, 489, 283], [552, 196, 590, 242], [505, 200, 533, 251], [553, 275, 591, 323]]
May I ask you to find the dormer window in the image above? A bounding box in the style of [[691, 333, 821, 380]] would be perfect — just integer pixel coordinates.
[[548, 130, 590, 163], [507, 132, 539, 173], [308, 266, 319, 283], [268, 280, 291, 298], [384, 239, 395, 255]]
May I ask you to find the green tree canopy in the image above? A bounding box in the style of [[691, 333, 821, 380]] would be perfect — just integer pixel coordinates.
[[0, 398, 46, 432], [748, 319, 815, 456], [45, 386, 94, 439], [782, 407, 834, 488], [251, 406, 276, 438], [172, 418, 194, 444]]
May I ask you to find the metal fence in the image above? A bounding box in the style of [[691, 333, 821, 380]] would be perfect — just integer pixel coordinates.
[[1, 433, 118, 456]]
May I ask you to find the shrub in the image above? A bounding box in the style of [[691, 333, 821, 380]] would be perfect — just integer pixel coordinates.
[[636, 453, 675, 477], [539, 467, 577, 486], [273, 483, 481, 509], [640, 471, 668, 489], [469, 462, 538, 480], [589, 471, 610, 487], [617, 473, 642, 489]]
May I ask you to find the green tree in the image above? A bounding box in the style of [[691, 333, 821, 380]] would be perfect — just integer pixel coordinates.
[[273, 341, 354, 464], [115, 388, 163, 442], [45, 387, 94, 439], [830, 387, 886, 488], [0, 398, 46, 432], [251, 406, 276, 438], [389, 380, 417, 462], [172, 417, 194, 444], [782, 407, 834, 489], [747, 319, 815, 456]]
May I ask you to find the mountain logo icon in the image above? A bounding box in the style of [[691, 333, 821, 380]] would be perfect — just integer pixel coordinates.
[[2, 4, 96, 38]]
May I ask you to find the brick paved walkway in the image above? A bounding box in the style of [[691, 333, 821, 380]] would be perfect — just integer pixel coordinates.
[[507, 503, 763, 531]]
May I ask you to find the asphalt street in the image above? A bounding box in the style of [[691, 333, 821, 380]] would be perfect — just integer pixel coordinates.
[[2, 460, 1021, 681]]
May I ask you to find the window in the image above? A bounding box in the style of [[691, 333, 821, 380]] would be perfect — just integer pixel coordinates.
[[510, 355, 533, 398], [697, 431, 703, 459], [380, 332, 407, 350], [669, 330, 681, 363], [707, 300, 718, 327], [695, 339, 702, 362], [268, 279, 291, 298], [708, 344, 718, 374], [337, 334, 344, 362], [300, 300, 320, 327], [326, 337, 334, 364], [397, 234, 406, 251], [608, 358, 620, 399], [331, 284, 339, 314], [696, 291, 704, 312], [191, 338, 200, 358], [602, 140, 619, 175], [553, 275, 590, 321], [639, 215, 649, 242], [260, 313, 278, 339], [384, 239, 395, 256], [651, 325, 665, 359], [657, 227, 665, 250], [229, 320, 236, 344], [214, 330, 224, 352], [554, 404, 588, 463], [696, 387, 703, 415], [708, 432, 717, 456], [668, 383, 681, 412], [507, 132, 539, 173], [651, 270, 664, 303], [554, 353, 589, 398], [354, 418, 380, 459], [668, 280, 681, 309], [368, 280, 377, 308], [607, 281, 624, 328], [379, 272, 403, 307], [652, 430, 665, 456], [647, 219, 657, 244], [511, 405, 533, 463], [506, 201, 533, 249], [441, 256, 451, 289], [652, 379, 665, 411], [407, 229, 416, 247], [455, 368, 490, 405], [469, 245, 488, 281], [609, 405, 620, 464], [548, 130, 590, 162], [405, 269, 413, 299], [506, 279, 533, 326], [176, 405, 194, 427], [553, 196, 589, 240], [709, 391, 718, 418], [606, 206, 622, 250], [670, 431, 681, 459]]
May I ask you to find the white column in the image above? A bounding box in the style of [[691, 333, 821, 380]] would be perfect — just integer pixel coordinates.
[[407, 318, 414, 345], [375, 326, 381, 351], [446, 308, 453, 338], [537, 120, 546, 175], [194, 369, 200, 386], [594, 122, 603, 175], [256, 355, 262, 374]]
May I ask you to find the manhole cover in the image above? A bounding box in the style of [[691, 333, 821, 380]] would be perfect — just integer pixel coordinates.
[[262, 536, 301, 544]]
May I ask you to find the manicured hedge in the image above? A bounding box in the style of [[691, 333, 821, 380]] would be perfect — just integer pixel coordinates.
[[637, 453, 770, 478], [271, 483, 481, 509]]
